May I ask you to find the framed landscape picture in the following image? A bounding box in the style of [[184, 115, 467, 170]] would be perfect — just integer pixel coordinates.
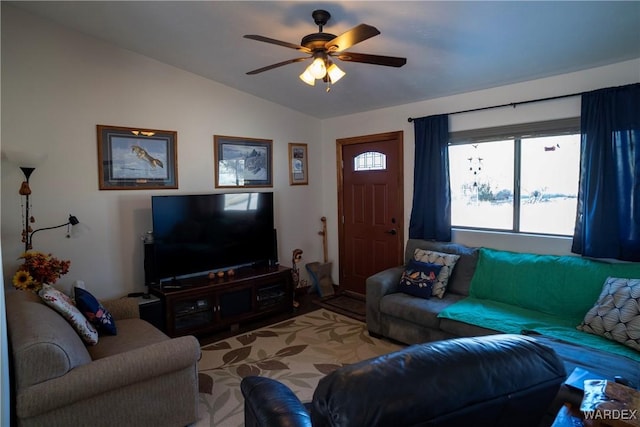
[[214, 135, 273, 188], [97, 125, 178, 190], [288, 143, 308, 185]]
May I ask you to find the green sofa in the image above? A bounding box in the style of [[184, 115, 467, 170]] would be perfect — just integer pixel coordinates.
[[366, 240, 640, 390]]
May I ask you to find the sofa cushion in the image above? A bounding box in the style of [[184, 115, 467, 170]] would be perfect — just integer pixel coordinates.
[[524, 332, 640, 392], [469, 248, 640, 321], [577, 277, 640, 351], [380, 292, 464, 330], [88, 318, 170, 360], [413, 249, 460, 298], [74, 286, 117, 335], [404, 240, 478, 296], [398, 260, 442, 299], [5, 290, 92, 388], [439, 297, 640, 362], [39, 284, 99, 345]]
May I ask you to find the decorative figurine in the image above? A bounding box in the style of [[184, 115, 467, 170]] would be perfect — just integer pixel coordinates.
[[291, 249, 307, 308]]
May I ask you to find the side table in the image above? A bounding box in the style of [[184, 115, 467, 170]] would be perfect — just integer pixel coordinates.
[[551, 404, 584, 427], [135, 295, 164, 331], [551, 380, 640, 427]]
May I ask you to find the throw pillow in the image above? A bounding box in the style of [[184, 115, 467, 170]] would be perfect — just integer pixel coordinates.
[[74, 286, 117, 335], [39, 284, 99, 345], [577, 277, 640, 352], [398, 260, 443, 299], [413, 249, 461, 298]]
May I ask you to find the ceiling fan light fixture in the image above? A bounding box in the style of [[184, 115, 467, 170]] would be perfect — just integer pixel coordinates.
[[299, 68, 316, 86], [308, 55, 327, 79], [244, 9, 407, 88], [327, 63, 345, 83]]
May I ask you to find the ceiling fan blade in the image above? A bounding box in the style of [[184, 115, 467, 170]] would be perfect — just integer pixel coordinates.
[[325, 24, 380, 52], [334, 52, 407, 67], [244, 35, 311, 53], [246, 57, 310, 75]]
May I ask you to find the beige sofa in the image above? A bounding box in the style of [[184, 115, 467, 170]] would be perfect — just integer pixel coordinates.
[[5, 289, 201, 427]]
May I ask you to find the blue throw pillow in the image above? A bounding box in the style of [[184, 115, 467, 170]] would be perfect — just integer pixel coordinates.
[[74, 287, 117, 335], [398, 260, 443, 299]]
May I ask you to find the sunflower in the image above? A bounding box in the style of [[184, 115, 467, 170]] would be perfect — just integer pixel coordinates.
[[13, 251, 71, 292], [12, 270, 35, 291]]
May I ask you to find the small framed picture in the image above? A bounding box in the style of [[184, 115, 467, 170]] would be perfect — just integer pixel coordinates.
[[288, 143, 308, 185], [214, 135, 273, 188], [97, 125, 178, 190]]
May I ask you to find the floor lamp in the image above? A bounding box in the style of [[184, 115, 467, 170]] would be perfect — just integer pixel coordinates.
[[17, 164, 80, 252]]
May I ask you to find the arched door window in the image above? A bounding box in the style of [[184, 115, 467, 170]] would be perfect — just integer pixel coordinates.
[[354, 151, 387, 171]]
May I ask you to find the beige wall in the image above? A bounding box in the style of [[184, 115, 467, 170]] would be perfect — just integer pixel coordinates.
[[1, 5, 323, 299], [2, 3, 639, 302]]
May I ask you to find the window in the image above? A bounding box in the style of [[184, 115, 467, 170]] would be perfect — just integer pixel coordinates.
[[449, 119, 580, 236], [354, 151, 387, 171]]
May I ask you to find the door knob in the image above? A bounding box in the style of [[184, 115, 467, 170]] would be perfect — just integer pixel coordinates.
[[385, 229, 397, 235]]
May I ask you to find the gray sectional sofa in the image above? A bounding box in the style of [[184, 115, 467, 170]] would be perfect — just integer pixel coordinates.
[[366, 239, 640, 404]]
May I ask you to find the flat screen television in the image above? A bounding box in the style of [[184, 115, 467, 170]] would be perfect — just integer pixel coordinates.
[[148, 192, 276, 283]]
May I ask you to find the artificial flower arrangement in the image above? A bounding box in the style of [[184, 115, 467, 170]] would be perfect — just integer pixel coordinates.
[[12, 251, 71, 292]]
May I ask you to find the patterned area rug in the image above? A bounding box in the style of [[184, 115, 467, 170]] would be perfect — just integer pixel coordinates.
[[194, 309, 403, 426]]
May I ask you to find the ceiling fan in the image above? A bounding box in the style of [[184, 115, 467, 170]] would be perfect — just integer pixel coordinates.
[[244, 9, 407, 88]]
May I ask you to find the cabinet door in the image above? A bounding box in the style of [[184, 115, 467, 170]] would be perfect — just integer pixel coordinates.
[[256, 280, 291, 312], [217, 284, 254, 322], [171, 294, 215, 335]]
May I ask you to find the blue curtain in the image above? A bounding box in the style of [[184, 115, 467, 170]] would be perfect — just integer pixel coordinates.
[[572, 83, 640, 261], [409, 114, 452, 241]]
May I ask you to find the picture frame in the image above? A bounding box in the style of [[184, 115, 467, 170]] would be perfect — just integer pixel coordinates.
[[97, 125, 178, 190], [288, 143, 308, 185], [214, 135, 273, 188]]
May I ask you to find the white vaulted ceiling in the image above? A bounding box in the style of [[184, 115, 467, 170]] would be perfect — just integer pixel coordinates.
[[9, 1, 640, 119]]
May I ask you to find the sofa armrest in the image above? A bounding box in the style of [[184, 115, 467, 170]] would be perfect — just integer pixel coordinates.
[[365, 266, 404, 335], [241, 376, 311, 427], [15, 335, 200, 418], [102, 297, 140, 320]]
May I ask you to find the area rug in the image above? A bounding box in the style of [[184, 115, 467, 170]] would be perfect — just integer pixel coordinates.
[[194, 308, 403, 426], [316, 292, 367, 322]]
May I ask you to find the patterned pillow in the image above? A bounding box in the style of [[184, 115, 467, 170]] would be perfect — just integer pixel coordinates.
[[398, 260, 443, 299], [413, 249, 461, 298], [577, 277, 640, 351], [39, 284, 99, 345], [74, 287, 117, 335]]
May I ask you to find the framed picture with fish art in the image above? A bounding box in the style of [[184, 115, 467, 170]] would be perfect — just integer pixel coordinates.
[[97, 125, 178, 190], [214, 135, 273, 188]]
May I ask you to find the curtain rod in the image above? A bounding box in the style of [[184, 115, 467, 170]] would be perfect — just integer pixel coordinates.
[[407, 91, 582, 122]]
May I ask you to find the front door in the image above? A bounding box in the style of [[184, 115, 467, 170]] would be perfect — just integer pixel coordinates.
[[337, 131, 404, 295]]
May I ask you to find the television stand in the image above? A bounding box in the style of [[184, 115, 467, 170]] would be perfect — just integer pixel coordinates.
[[149, 266, 293, 338]]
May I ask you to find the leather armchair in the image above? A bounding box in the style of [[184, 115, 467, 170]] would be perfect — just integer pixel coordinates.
[[241, 334, 566, 427]]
